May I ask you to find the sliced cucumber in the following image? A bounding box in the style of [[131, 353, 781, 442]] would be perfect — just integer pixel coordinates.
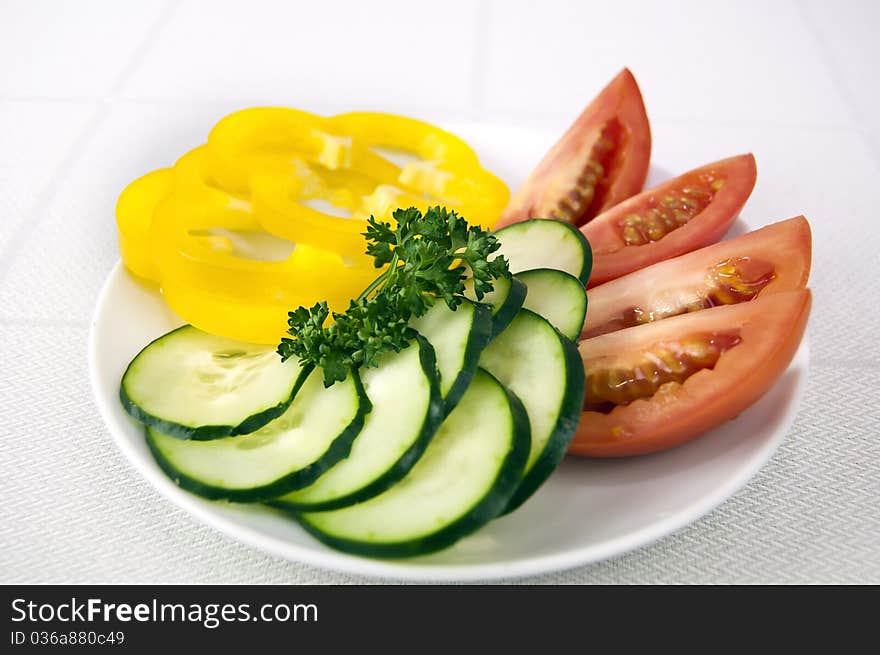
[[296, 369, 530, 558], [516, 268, 588, 340], [493, 218, 593, 285], [410, 299, 492, 413], [145, 366, 369, 501], [464, 274, 528, 338], [120, 325, 303, 440], [270, 336, 444, 512], [478, 309, 585, 512]]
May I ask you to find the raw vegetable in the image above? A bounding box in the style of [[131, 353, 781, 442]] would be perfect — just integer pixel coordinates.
[[463, 274, 528, 338], [582, 154, 758, 286], [114, 65, 818, 560], [410, 299, 493, 413], [497, 68, 651, 228], [117, 149, 377, 344], [145, 364, 369, 501], [115, 109, 508, 344], [271, 337, 444, 511], [121, 209, 590, 557], [273, 298, 496, 512], [571, 289, 811, 457], [214, 108, 509, 250], [516, 268, 588, 340], [295, 369, 530, 557], [582, 216, 812, 339], [464, 217, 592, 339], [120, 326, 303, 440], [492, 218, 593, 285], [278, 206, 511, 387], [478, 309, 585, 512]]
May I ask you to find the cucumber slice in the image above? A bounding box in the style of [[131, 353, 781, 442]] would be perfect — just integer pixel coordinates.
[[493, 218, 593, 285], [410, 299, 492, 413], [120, 325, 302, 440], [516, 268, 588, 340], [478, 309, 585, 512], [296, 369, 530, 558], [145, 367, 369, 502], [464, 275, 528, 338], [271, 336, 444, 511]]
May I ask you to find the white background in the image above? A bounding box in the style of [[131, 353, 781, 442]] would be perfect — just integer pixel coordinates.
[[1, 0, 878, 583]]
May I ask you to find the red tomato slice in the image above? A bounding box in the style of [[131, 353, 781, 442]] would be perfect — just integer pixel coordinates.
[[582, 154, 757, 287], [569, 289, 811, 457], [496, 68, 651, 228], [582, 216, 812, 339]]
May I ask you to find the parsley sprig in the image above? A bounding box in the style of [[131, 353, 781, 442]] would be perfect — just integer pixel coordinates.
[[277, 206, 510, 386]]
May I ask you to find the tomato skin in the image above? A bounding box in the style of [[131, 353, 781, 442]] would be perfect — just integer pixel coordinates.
[[496, 68, 651, 228], [582, 154, 757, 287], [569, 289, 811, 457], [582, 216, 812, 339]]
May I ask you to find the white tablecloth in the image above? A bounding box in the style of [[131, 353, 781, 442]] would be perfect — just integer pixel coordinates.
[[1, 0, 878, 583]]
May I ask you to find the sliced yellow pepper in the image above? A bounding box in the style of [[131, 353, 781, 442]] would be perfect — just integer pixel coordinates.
[[118, 149, 377, 343], [115, 107, 508, 344], [116, 167, 172, 282]]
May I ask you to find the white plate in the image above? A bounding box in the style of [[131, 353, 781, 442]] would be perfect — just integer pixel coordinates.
[[89, 122, 809, 582]]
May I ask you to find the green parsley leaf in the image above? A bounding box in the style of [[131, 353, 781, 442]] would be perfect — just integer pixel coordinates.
[[278, 206, 510, 386]]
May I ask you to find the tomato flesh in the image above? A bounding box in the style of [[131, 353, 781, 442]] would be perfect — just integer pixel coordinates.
[[619, 178, 720, 245], [582, 153, 757, 286], [588, 258, 775, 338], [547, 119, 621, 224], [496, 68, 651, 228], [570, 289, 811, 457], [584, 331, 742, 413], [582, 216, 811, 339]]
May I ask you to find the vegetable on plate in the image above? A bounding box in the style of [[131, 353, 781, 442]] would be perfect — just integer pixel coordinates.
[[497, 68, 651, 228], [582, 153, 758, 286], [116, 110, 508, 344], [492, 218, 593, 285], [582, 215, 812, 339], [270, 336, 444, 512], [296, 369, 530, 557], [478, 308, 584, 511], [120, 207, 589, 557], [145, 360, 369, 502], [572, 289, 811, 457], [120, 326, 305, 440], [113, 67, 816, 558]]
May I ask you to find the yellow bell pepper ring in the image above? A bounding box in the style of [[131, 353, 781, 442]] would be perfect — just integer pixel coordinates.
[[116, 167, 173, 282], [158, 241, 375, 345], [209, 108, 506, 211], [242, 110, 508, 251], [159, 279, 306, 346], [251, 168, 436, 256], [115, 106, 510, 344], [328, 111, 480, 167], [115, 148, 379, 344], [327, 111, 509, 223], [206, 107, 401, 195], [159, 147, 378, 300]]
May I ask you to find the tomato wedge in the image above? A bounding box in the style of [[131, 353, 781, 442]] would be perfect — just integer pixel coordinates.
[[582, 216, 812, 339], [582, 153, 757, 287], [569, 289, 811, 457], [496, 68, 650, 228]]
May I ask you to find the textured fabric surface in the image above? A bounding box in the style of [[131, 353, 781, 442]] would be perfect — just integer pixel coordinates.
[[1, 0, 879, 584]]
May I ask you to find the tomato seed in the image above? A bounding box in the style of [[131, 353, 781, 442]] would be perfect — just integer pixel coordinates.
[[583, 256, 776, 338], [547, 120, 621, 224], [705, 256, 776, 306], [583, 331, 742, 411], [618, 175, 721, 246]]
